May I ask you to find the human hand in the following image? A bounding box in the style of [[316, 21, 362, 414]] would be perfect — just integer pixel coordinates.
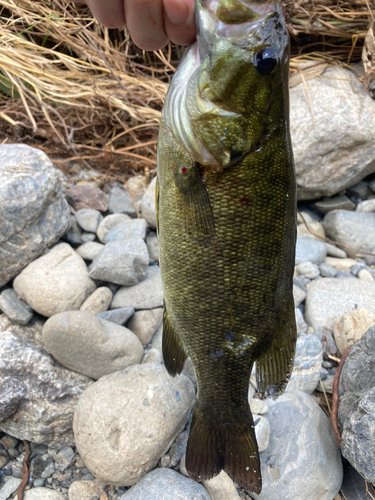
[[72, 0, 196, 50]]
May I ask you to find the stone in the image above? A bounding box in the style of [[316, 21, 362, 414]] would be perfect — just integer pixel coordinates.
[[318, 263, 337, 277], [0, 456, 7, 468], [249, 399, 269, 415], [76, 242, 105, 261], [316, 374, 334, 395], [68, 480, 103, 500], [75, 209, 103, 233], [305, 278, 375, 331], [324, 210, 375, 259], [0, 315, 91, 447], [81, 231, 96, 242], [118, 468, 209, 500], [295, 237, 327, 265], [203, 471, 240, 500], [0, 478, 22, 500], [252, 391, 343, 500], [80, 287, 113, 315], [324, 257, 358, 273], [316, 196, 355, 214], [127, 308, 163, 345], [358, 269, 374, 281], [73, 364, 195, 486], [296, 261, 320, 279], [146, 232, 159, 261], [140, 177, 157, 229], [0, 289, 33, 325], [340, 461, 372, 500], [333, 309, 375, 355], [287, 334, 323, 394], [43, 311, 144, 380], [64, 217, 82, 245], [293, 284, 306, 308], [297, 221, 325, 240], [13, 243, 96, 318], [108, 186, 137, 217], [104, 219, 148, 243], [356, 198, 375, 213], [290, 67, 375, 200], [66, 185, 108, 212], [0, 144, 71, 287], [15, 488, 65, 500], [254, 415, 271, 453], [55, 446, 75, 472], [97, 307, 135, 325], [96, 214, 131, 243], [111, 266, 163, 310], [325, 242, 347, 259], [89, 238, 149, 286], [347, 181, 373, 201], [142, 348, 162, 364], [295, 308, 307, 336]]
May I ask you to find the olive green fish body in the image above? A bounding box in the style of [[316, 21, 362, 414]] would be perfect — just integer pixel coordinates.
[[157, 0, 296, 493]]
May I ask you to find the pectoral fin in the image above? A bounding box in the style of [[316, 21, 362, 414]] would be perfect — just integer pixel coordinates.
[[162, 302, 188, 376], [256, 296, 297, 399]]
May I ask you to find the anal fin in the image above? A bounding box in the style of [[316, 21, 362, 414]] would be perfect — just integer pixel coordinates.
[[256, 296, 297, 399], [162, 302, 187, 376]]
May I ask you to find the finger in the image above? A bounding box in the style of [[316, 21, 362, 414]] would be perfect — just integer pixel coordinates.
[[163, 0, 196, 46], [125, 0, 169, 51], [84, 0, 126, 28]]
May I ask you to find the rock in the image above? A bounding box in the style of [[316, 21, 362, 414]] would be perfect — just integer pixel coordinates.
[[323, 210, 375, 259], [316, 374, 334, 395], [252, 391, 343, 500], [68, 480, 103, 500], [347, 181, 373, 201], [358, 269, 374, 281], [356, 198, 375, 213], [293, 284, 306, 307], [142, 348, 162, 364], [0, 478, 22, 500], [119, 468, 209, 500], [127, 308, 163, 345], [296, 261, 320, 279], [66, 185, 108, 212], [81, 231, 96, 242], [89, 238, 149, 286], [73, 364, 195, 486], [108, 186, 137, 217], [0, 144, 71, 287], [55, 446, 75, 472], [79, 287, 113, 315], [96, 214, 131, 243], [318, 263, 337, 277], [104, 219, 148, 243], [203, 471, 240, 500], [325, 242, 347, 259], [249, 399, 269, 415], [290, 67, 375, 200], [333, 309, 375, 354], [295, 237, 327, 265], [287, 334, 323, 393], [42, 311, 144, 380], [111, 266, 163, 310], [254, 415, 271, 453], [75, 209, 103, 233], [340, 461, 373, 500], [295, 308, 307, 336], [15, 488, 65, 500], [97, 307, 135, 325], [0, 315, 91, 447], [64, 217, 82, 245], [305, 278, 375, 331], [146, 232, 159, 261], [76, 242, 105, 261], [316, 196, 355, 214], [140, 177, 157, 229], [324, 257, 358, 273], [13, 243, 96, 318], [297, 221, 325, 240], [0, 289, 33, 325], [0, 456, 7, 468]]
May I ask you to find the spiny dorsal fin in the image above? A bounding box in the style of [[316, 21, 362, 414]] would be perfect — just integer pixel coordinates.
[[162, 302, 188, 376]]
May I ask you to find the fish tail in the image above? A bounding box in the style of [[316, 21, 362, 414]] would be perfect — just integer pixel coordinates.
[[185, 403, 261, 494]]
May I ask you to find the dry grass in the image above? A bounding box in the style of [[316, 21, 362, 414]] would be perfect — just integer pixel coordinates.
[[0, 0, 374, 178]]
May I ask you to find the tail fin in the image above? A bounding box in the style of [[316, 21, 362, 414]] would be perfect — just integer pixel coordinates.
[[185, 405, 261, 494]]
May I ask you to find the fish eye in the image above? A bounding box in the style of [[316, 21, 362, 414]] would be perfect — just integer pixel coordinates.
[[255, 48, 277, 76]]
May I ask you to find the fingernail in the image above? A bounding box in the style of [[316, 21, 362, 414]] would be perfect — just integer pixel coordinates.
[[165, 0, 190, 24]]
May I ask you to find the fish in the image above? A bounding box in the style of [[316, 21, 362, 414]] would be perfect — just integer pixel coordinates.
[[156, 0, 297, 493]]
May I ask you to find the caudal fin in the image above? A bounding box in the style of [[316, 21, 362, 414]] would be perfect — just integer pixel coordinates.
[[185, 405, 261, 494]]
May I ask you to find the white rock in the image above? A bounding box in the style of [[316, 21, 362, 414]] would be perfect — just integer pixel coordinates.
[[111, 266, 163, 310], [324, 257, 358, 272], [296, 261, 320, 279], [358, 269, 374, 281], [75, 209, 103, 233], [295, 308, 307, 336], [254, 415, 271, 453], [142, 348, 162, 364], [333, 308, 375, 354], [293, 284, 306, 307], [249, 399, 269, 415], [140, 176, 157, 229], [68, 480, 103, 500], [287, 334, 323, 394], [76, 242, 104, 261], [96, 213, 131, 243], [325, 242, 347, 259], [15, 488, 65, 500], [0, 478, 22, 500], [127, 308, 163, 344], [356, 199, 375, 212], [80, 287, 113, 314], [203, 471, 240, 500]]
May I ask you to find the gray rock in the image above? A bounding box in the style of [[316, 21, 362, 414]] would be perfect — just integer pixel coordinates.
[[296, 261, 320, 279], [325, 242, 348, 259], [305, 278, 375, 331], [290, 67, 375, 200], [89, 238, 149, 286], [64, 217, 82, 245], [356, 198, 375, 213], [55, 446, 75, 472], [108, 186, 137, 217], [75, 209, 103, 233], [97, 307, 135, 325], [295, 308, 307, 336], [287, 334, 323, 393], [293, 284, 306, 307], [203, 471, 240, 500], [0, 145, 71, 288], [140, 177, 157, 229], [42, 311, 144, 380], [118, 468, 209, 500], [146, 232, 159, 261], [142, 348, 162, 364], [254, 415, 271, 453], [0, 289, 33, 325], [319, 263, 337, 277], [127, 308, 163, 345], [295, 237, 327, 265], [79, 287, 113, 315], [252, 391, 343, 500], [73, 364, 195, 486], [13, 243, 96, 318], [104, 219, 148, 243], [323, 210, 375, 261], [15, 488, 65, 500], [75, 242, 105, 261], [111, 266, 163, 310], [0, 478, 22, 500], [0, 315, 91, 447], [81, 231, 96, 242], [96, 214, 131, 243], [315, 195, 355, 214], [67, 480, 103, 500], [347, 181, 373, 201]]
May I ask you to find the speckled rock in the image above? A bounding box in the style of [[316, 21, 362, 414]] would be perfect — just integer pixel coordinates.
[[333, 309, 375, 354], [13, 243, 96, 317], [43, 311, 143, 380], [287, 334, 323, 393], [127, 308, 163, 345], [75, 242, 105, 261], [68, 480, 104, 500], [140, 177, 157, 229], [0, 289, 33, 325], [15, 487, 66, 500], [203, 471, 240, 500], [73, 364, 195, 486], [111, 266, 163, 310], [79, 287, 113, 315], [0, 144, 71, 287]]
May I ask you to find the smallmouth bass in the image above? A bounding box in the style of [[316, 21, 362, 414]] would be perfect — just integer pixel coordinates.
[[156, 0, 296, 493]]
